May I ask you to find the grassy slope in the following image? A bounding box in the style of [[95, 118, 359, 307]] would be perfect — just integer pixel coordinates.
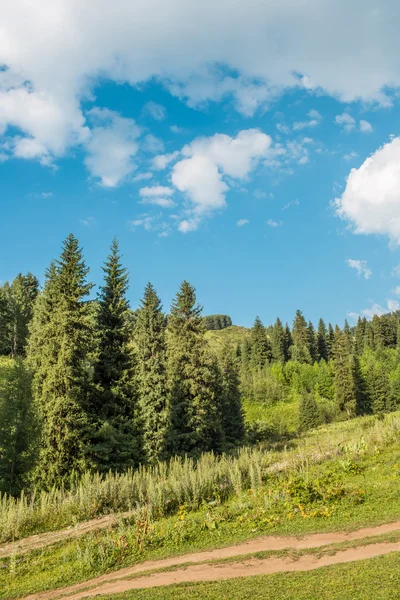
[[2, 413, 400, 599], [204, 325, 249, 353]]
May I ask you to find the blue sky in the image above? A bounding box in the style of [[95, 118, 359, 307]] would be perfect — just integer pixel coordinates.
[[2, 1, 400, 328]]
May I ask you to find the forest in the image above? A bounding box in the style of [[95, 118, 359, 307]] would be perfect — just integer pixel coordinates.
[[0, 233, 399, 498]]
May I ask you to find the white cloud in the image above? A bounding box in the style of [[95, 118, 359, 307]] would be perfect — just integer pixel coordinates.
[[393, 286, 400, 296], [346, 258, 372, 279], [335, 137, 400, 245], [143, 134, 164, 154], [139, 185, 174, 197], [282, 198, 300, 210], [359, 119, 373, 133], [152, 151, 179, 170], [335, 112, 356, 132], [171, 129, 271, 230], [237, 218, 249, 226], [276, 123, 291, 135], [343, 151, 358, 161], [170, 125, 184, 133], [361, 299, 400, 319], [141, 197, 176, 208], [142, 101, 166, 121], [2, 0, 400, 170], [80, 216, 96, 226], [133, 171, 153, 181], [84, 108, 140, 187], [393, 265, 400, 277], [267, 219, 281, 227]]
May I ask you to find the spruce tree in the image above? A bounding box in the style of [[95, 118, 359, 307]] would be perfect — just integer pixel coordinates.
[[166, 281, 222, 456], [135, 282, 169, 463], [307, 321, 317, 363], [332, 327, 364, 418], [271, 317, 287, 363], [28, 235, 94, 488], [0, 359, 38, 495], [355, 317, 367, 356], [316, 318, 328, 362], [290, 310, 312, 363], [91, 238, 138, 472], [9, 273, 39, 357], [326, 323, 335, 360], [218, 344, 245, 448], [0, 286, 11, 356], [250, 316, 271, 368], [298, 393, 321, 431]]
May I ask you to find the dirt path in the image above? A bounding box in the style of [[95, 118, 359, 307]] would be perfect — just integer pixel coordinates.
[[0, 513, 132, 559], [21, 521, 400, 600]]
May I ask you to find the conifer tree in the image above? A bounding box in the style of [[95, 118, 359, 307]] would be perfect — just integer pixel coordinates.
[[28, 235, 94, 488], [366, 362, 391, 414], [250, 316, 271, 368], [0, 286, 11, 356], [91, 238, 138, 472], [284, 323, 292, 358], [166, 281, 222, 456], [316, 318, 328, 362], [135, 282, 169, 463], [218, 345, 245, 447], [9, 273, 39, 357], [332, 327, 364, 418], [290, 310, 312, 363], [271, 317, 287, 363], [355, 317, 367, 356], [307, 321, 317, 363], [298, 393, 321, 431], [326, 322, 335, 360], [0, 359, 38, 495]]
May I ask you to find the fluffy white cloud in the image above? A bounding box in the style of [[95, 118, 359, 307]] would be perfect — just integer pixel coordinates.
[[84, 108, 140, 187], [152, 151, 179, 170], [335, 137, 400, 245], [143, 134, 164, 154], [237, 218, 249, 226], [2, 0, 400, 167], [267, 218, 281, 227], [346, 258, 372, 279], [171, 129, 271, 230], [361, 299, 400, 318], [360, 119, 373, 133], [335, 112, 356, 132]]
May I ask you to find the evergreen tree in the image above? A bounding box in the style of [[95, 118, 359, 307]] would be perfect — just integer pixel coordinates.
[[28, 235, 94, 488], [166, 281, 222, 456], [271, 317, 287, 363], [91, 239, 138, 472], [218, 345, 245, 448], [0, 359, 38, 495], [355, 317, 367, 355], [0, 286, 12, 356], [284, 323, 292, 359], [290, 310, 312, 363], [326, 322, 335, 360], [307, 321, 317, 363], [298, 392, 321, 431], [316, 318, 328, 362], [9, 273, 40, 357], [250, 316, 271, 368], [332, 327, 364, 418], [135, 282, 169, 463], [366, 362, 392, 414]]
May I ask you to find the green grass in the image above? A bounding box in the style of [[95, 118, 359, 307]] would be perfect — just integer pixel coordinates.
[[204, 326, 249, 353], [98, 552, 400, 600], [1, 413, 400, 599]]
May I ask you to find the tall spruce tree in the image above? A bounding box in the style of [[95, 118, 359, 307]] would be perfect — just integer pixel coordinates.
[[218, 345, 245, 448], [355, 317, 367, 355], [91, 238, 138, 472], [307, 321, 317, 363], [135, 282, 169, 463], [250, 316, 271, 368], [316, 318, 328, 362], [28, 235, 94, 488], [166, 281, 222, 456], [271, 317, 287, 363], [332, 327, 364, 418], [290, 310, 312, 363], [326, 323, 335, 360]]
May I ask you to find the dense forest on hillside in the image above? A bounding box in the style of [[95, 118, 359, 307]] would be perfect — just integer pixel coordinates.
[[0, 234, 399, 497]]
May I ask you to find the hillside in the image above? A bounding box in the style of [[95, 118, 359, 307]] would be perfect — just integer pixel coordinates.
[[1, 411, 400, 599], [204, 324, 250, 352]]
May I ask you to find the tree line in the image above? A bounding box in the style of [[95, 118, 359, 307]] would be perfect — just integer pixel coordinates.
[[0, 235, 244, 494], [241, 310, 400, 436]]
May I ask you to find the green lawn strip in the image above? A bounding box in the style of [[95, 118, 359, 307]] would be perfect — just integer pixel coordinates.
[[97, 552, 400, 600]]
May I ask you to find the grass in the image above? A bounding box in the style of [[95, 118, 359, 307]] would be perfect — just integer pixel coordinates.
[[204, 326, 249, 353], [1, 412, 400, 599], [98, 552, 400, 600]]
